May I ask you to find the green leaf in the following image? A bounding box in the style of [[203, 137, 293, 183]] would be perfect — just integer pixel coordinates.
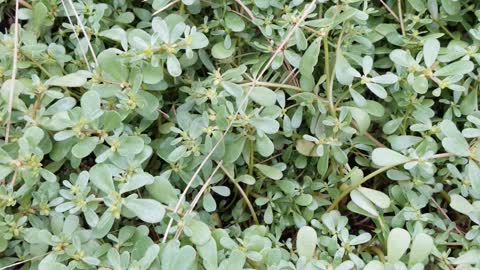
[[197, 238, 218, 270], [408, 233, 433, 266], [24, 228, 53, 245], [147, 172, 178, 204], [295, 139, 318, 157], [0, 147, 12, 163], [170, 246, 197, 270], [296, 226, 317, 260], [468, 161, 480, 194], [450, 194, 474, 215], [118, 136, 144, 156], [372, 148, 410, 167], [44, 97, 76, 115], [434, 60, 474, 76], [143, 63, 164, 84], [256, 135, 274, 157], [371, 73, 398, 84], [250, 117, 279, 134], [98, 50, 128, 83], [190, 32, 209, 49], [72, 137, 99, 159], [336, 51, 359, 85], [40, 168, 57, 182], [387, 228, 411, 263], [225, 12, 245, 32], [452, 249, 480, 265], [423, 38, 440, 67], [212, 41, 235, 59], [300, 38, 321, 76], [412, 76, 428, 94], [100, 28, 128, 51], [167, 55, 182, 77], [442, 137, 470, 157], [255, 164, 283, 180], [92, 211, 115, 238], [348, 107, 371, 134], [39, 255, 68, 270], [237, 174, 255, 185], [187, 219, 211, 245], [408, 0, 426, 12], [81, 90, 101, 118], [221, 81, 243, 97], [364, 261, 385, 270], [46, 71, 89, 87], [124, 198, 165, 223], [366, 83, 387, 99], [168, 145, 188, 162], [224, 249, 246, 270], [350, 190, 379, 217], [31, 2, 48, 32], [250, 86, 276, 106], [119, 172, 154, 194], [357, 187, 390, 209], [90, 164, 115, 194]]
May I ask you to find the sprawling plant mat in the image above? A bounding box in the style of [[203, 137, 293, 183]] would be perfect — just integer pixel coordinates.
[[0, 0, 480, 269]]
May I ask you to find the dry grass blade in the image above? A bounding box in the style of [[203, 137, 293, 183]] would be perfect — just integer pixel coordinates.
[[60, 0, 91, 72], [66, 0, 98, 67], [4, 0, 20, 144], [161, 0, 318, 243], [152, 0, 180, 16], [173, 161, 223, 240]]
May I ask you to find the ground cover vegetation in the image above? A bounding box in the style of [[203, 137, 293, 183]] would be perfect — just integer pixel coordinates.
[[0, 0, 480, 269]]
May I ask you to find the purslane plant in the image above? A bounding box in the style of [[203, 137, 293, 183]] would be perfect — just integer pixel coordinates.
[[1, 0, 480, 269]]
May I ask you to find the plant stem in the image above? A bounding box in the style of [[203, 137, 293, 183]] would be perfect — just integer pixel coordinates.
[[249, 139, 254, 176], [326, 153, 453, 212], [21, 52, 78, 98], [31, 92, 45, 120], [218, 162, 259, 224], [326, 25, 346, 118], [433, 19, 457, 40], [324, 35, 336, 116], [370, 246, 385, 263]]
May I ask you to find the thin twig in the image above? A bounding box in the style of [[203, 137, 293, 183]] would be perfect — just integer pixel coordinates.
[[152, 0, 180, 16], [61, 0, 91, 72], [350, 121, 386, 148], [430, 198, 464, 235], [5, 0, 20, 144], [0, 253, 50, 270], [327, 23, 345, 118], [161, 0, 318, 243], [66, 0, 98, 66], [234, 0, 254, 20], [19, 0, 32, 9], [397, 0, 406, 36], [173, 161, 223, 240], [9, 169, 18, 188], [240, 81, 303, 92], [218, 162, 259, 224], [379, 0, 400, 22]]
